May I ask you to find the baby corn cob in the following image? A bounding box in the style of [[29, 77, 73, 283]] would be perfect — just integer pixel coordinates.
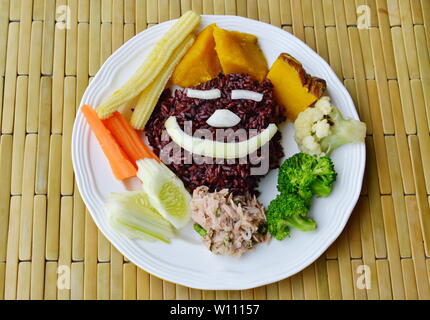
[[130, 35, 195, 130], [96, 11, 201, 119]]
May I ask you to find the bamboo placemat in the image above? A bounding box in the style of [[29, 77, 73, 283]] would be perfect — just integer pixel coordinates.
[[0, 0, 429, 300]]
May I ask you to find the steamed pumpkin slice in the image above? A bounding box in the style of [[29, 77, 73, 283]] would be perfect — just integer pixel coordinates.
[[171, 24, 222, 88], [213, 26, 268, 82], [267, 53, 326, 120]]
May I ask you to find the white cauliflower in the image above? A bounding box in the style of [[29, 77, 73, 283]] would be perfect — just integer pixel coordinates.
[[294, 96, 366, 155], [301, 135, 322, 155], [312, 119, 331, 139], [314, 96, 333, 114]]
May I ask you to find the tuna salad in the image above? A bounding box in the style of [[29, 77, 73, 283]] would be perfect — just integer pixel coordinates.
[[191, 186, 270, 256]]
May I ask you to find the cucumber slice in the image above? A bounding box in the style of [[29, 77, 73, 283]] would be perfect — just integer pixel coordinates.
[[137, 159, 191, 229]]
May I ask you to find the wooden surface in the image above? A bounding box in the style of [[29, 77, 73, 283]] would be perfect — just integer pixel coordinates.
[[0, 0, 429, 300]]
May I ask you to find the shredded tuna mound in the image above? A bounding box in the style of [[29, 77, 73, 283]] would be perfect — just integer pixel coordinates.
[[191, 186, 270, 256]]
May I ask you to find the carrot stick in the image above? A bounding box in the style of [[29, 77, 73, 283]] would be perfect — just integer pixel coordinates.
[[81, 105, 137, 180], [103, 111, 160, 163]]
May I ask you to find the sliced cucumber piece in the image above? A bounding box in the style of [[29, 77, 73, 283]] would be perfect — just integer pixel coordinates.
[[137, 158, 191, 229]]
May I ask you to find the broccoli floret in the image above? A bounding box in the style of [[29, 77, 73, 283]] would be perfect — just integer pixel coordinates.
[[268, 218, 290, 241], [320, 107, 367, 155], [310, 156, 337, 197], [277, 153, 315, 201], [278, 153, 337, 199], [267, 193, 316, 240], [283, 215, 317, 232], [268, 153, 337, 240]]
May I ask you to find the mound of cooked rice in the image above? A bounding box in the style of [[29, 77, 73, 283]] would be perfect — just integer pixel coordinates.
[[144, 73, 285, 196]]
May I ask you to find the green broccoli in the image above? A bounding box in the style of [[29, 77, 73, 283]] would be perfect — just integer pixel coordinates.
[[310, 156, 337, 197], [267, 193, 316, 240], [267, 152, 337, 240], [277, 153, 337, 198]]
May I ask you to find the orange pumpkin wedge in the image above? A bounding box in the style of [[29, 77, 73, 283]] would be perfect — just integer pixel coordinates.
[[213, 26, 268, 82], [171, 24, 222, 88], [267, 53, 326, 120]]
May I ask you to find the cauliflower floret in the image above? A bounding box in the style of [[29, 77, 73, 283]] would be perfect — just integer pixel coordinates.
[[294, 96, 366, 156], [314, 96, 333, 114], [312, 119, 331, 139], [301, 135, 322, 155], [294, 96, 333, 155], [294, 106, 325, 140]]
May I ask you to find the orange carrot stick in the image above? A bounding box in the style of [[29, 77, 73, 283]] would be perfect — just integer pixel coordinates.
[[103, 111, 160, 163], [81, 105, 137, 180]]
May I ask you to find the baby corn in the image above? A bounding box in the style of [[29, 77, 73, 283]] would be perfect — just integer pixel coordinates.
[[96, 11, 201, 119], [130, 35, 195, 130]]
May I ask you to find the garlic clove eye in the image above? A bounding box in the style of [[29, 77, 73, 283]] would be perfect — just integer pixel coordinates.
[[206, 109, 241, 128]]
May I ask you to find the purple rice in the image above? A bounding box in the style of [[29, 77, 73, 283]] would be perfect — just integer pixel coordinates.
[[144, 74, 285, 195]]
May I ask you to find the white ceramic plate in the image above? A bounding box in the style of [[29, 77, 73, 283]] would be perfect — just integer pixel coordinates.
[[72, 15, 366, 290]]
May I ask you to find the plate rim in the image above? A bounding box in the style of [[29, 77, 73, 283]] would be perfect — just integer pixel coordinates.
[[72, 15, 366, 290]]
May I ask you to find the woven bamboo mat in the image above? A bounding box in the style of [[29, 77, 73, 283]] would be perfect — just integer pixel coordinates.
[[0, 0, 429, 300]]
